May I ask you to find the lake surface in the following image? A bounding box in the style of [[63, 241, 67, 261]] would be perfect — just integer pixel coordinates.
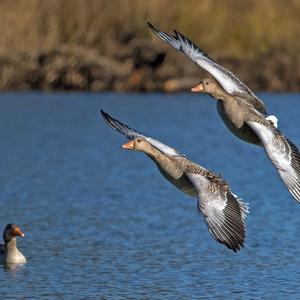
[[0, 92, 300, 299]]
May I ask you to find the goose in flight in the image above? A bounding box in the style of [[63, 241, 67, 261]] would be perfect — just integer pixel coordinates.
[[101, 110, 248, 252], [148, 23, 300, 204]]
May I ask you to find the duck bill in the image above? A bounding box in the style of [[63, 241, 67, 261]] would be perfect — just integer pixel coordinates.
[[191, 83, 204, 92], [122, 140, 134, 150], [14, 227, 25, 237]]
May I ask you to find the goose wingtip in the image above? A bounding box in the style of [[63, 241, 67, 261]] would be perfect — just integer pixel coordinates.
[[147, 22, 157, 32], [173, 29, 183, 38], [100, 109, 109, 118]]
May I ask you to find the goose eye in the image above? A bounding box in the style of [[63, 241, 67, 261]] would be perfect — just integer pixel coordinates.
[[137, 139, 141, 142], [206, 82, 209, 85]]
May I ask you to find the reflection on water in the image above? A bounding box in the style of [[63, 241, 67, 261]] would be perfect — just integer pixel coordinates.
[[4, 263, 26, 273], [0, 92, 300, 298]]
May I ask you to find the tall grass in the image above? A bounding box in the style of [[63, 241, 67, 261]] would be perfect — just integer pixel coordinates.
[[0, 0, 299, 58]]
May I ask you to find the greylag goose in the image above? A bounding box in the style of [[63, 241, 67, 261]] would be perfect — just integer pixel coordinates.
[[0, 224, 26, 264], [101, 110, 248, 252], [148, 23, 300, 204]]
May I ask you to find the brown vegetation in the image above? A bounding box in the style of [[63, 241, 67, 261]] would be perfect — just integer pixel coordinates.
[[0, 0, 299, 92]]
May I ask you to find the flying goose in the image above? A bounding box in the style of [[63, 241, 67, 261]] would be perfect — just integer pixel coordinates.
[[101, 110, 248, 252], [148, 23, 300, 204], [0, 224, 26, 265]]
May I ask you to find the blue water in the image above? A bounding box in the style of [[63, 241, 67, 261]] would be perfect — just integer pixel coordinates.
[[0, 92, 300, 299]]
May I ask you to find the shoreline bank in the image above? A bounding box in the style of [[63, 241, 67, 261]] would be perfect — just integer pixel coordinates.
[[1, 42, 299, 93]]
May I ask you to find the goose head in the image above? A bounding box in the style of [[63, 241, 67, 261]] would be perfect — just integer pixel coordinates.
[[122, 138, 151, 152], [3, 224, 25, 243], [191, 78, 225, 100]]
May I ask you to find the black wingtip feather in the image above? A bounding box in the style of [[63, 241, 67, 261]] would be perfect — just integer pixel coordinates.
[[147, 22, 154, 29], [147, 22, 161, 35], [100, 109, 116, 130], [173, 29, 181, 37], [100, 109, 145, 141], [100, 109, 109, 120], [100, 109, 114, 125]]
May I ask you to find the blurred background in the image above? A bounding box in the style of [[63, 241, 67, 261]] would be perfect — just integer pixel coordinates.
[[0, 0, 299, 92], [1, 2, 300, 298]]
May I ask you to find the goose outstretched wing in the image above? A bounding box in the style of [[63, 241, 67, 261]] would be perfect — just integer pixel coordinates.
[[101, 110, 185, 157], [148, 22, 266, 114]]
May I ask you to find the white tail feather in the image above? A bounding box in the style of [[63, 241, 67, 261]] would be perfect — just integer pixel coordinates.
[[266, 115, 278, 128]]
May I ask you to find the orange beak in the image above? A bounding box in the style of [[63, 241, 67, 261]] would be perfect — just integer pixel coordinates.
[[14, 227, 25, 237], [191, 82, 204, 92], [122, 140, 134, 150]]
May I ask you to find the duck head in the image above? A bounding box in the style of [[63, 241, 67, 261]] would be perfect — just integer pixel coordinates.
[[3, 224, 25, 243]]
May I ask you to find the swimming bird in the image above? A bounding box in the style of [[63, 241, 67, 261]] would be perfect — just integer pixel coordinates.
[[101, 110, 248, 252], [148, 23, 300, 204], [0, 224, 26, 264]]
